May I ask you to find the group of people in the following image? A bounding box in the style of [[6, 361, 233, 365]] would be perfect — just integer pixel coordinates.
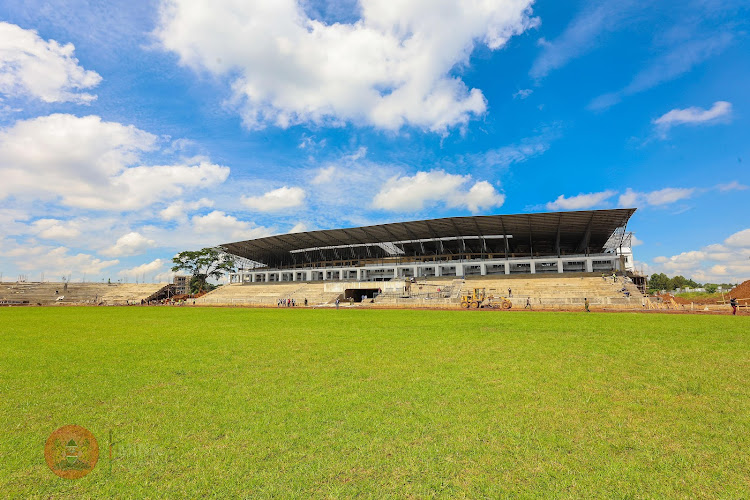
[[278, 298, 303, 307]]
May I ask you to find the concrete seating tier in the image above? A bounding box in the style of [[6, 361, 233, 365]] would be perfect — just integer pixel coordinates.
[[195, 283, 341, 306], [459, 275, 643, 306], [195, 274, 641, 308], [0, 282, 166, 305]]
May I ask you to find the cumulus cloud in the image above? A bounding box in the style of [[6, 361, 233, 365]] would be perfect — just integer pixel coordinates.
[[0, 114, 229, 210], [156, 0, 537, 133], [726, 229, 750, 248], [118, 258, 166, 277], [14, 245, 119, 277], [242, 186, 306, 212], [618, 187, 694, 207], [653, 101, 732, 133], [545, 190, 617, 211], [101, 232, 156, 257], [311, 165, 338, 185], [651, 227, 750, 282], [191, 210, 273, 241], [0, 22, 102, 104], [288, 222, 309, 233], [372, 170, 504, 213], [29, 219, 82, 240], [159, 198, 214, 221]]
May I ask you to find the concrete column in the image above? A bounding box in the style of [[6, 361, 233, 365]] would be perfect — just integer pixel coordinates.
[[393, 268, 398, 279], [292, 272, 297, 282], [306, 271, 312, 281], [455, 264, 464, 277], [413, 266, 419, 278], [557, 259, 564, 273], [504, 263, 510, 275], [264, 272, 269, 282], [436, 266, 441, 277], [480, 263, 487, 276], [585, 258, 593, 272], [530, 261, 536, 274]]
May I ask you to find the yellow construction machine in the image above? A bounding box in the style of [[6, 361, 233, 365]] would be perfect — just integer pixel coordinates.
[[460, 288, 512, 309]]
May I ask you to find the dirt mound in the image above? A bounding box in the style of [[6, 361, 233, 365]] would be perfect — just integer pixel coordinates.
[[729, 280, 750, 299]]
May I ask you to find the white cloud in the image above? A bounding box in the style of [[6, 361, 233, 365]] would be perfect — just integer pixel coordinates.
[[545, 190, 616, 210], [644, 188, 695, 206], [159, 198, 214, 221], [0, 22, 102, 104], [513, 88, 533, 99], [473, 137, 550, 169], [590, 34, 733, 110], [191, 210, 273, 241], [29, 219, 82, 240], [0, 114, 229, 210], [311, 165, 338, 185], [716, 181, 748, 192], [650, 228, 750, 282], [101, 232, 156, 257], [14, 245, 119, 277], [118, 258, 166, 277], [372, 170, 504, 213], [241, 186, 306, 212], [653, 101, 732, 132], [530, 1, 635, 79], [618, 187, 694, 207], [156, 0, 538, 133], [725, 229, 750, 248], [288, 222, 308, 233]]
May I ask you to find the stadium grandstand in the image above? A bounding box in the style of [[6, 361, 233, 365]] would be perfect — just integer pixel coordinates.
[[222, 208, 637, 284]]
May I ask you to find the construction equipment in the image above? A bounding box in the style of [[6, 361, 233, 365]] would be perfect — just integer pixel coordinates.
[[460, 288, 512, 309]]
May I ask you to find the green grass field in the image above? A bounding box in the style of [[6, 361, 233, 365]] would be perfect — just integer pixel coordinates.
[[1, 308, 749, 498]]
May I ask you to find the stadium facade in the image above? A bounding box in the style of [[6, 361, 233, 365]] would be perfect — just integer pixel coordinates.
[[222, 209, 637, 284]]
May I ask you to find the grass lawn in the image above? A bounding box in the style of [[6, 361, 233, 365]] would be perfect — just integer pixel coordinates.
[[1, 307, 749, 498]]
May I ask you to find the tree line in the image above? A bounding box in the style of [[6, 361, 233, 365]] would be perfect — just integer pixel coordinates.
[[648, 273, 735, 294]]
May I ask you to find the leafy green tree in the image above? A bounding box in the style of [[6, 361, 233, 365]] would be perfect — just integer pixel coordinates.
[[670, 275, 688, 290], [685, 278, 701, 289], [171, 248, 236, 293], [705, 284, 718, 293], [648, 273, 669, 292]]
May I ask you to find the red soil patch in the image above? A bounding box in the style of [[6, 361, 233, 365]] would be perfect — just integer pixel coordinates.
[[729, 280, 750, 300]]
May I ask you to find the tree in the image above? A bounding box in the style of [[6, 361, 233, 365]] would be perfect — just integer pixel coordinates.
[[648, 273, 669, 292], [670, 275, 689, 290], [705, 283, 718, 294], [171, 248, 236, 294]]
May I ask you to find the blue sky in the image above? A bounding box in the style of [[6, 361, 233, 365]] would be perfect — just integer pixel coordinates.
[[1, 0, 749, 284]]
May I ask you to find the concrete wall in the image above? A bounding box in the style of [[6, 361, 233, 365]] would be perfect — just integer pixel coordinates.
[[231, 254, 621, 284]]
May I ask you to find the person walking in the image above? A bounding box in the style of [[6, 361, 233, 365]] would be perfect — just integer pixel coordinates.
[[508, 287, 512, 297], [730, 297, 738, 315], [335, 297, 340, 309], [525, 297, 531, 310], [584, 297, 590, 313]]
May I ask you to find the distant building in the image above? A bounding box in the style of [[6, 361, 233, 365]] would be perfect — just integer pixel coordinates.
[[173, 275, 191, 295]]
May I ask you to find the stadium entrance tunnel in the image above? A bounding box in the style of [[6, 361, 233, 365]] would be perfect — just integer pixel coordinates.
[[345, 288, 380, 302]]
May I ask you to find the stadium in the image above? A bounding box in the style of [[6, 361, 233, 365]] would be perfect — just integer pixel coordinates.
[[222, 208, 637, 283], [185, 207, 646, 308]]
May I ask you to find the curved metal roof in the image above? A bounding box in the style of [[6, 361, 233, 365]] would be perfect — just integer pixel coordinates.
[[220, 208, 636, 268]]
